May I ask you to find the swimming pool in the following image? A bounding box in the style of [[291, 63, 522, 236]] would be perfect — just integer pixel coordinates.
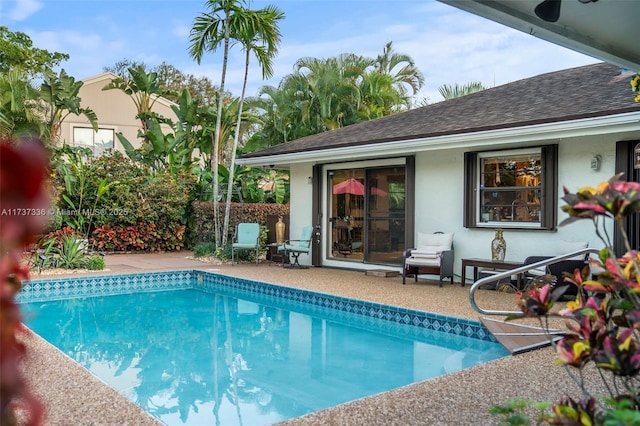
[[19, 270, 508, 425]]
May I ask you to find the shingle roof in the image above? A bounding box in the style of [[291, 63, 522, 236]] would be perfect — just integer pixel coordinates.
[[242, 62, 640, 159]]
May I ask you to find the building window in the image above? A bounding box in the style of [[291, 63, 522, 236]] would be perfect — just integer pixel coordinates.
[[464, 145, 557, 230], [73, 127, 114, 156]]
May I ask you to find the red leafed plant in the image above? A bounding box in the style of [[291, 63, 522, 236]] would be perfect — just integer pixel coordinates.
[[1, 137, 49, 426], [495, 174, 640, 425]]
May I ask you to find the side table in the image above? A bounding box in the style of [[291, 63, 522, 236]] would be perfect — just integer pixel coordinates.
[[267, 243, 286, 266], [461, 258, 523, 288]]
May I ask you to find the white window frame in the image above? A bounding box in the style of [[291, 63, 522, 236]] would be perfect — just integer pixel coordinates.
[[72, 126, 115, 156]]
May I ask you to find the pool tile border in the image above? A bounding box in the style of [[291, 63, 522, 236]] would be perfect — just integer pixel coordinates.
[[20, 270, 496, 343], [20, 270, 194, 301]]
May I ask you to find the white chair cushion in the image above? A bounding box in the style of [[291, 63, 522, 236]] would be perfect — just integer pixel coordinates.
[[557, 240, 588, 260], [416, 232, 453, 252], [411, 249, 440, 258], [406, 256, 440, 267]]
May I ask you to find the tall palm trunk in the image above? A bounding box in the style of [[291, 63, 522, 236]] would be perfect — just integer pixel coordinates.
[[222, 50, 250, 246], [212, 15, 231, 248]]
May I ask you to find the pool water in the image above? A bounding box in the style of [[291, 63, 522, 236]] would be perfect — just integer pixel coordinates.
[[21, 280, 508, 426]]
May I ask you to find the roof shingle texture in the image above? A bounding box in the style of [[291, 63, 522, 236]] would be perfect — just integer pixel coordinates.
[[243, 62, 640, 159]]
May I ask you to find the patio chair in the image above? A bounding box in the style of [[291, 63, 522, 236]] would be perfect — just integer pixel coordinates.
[[522, 241, 589, 296], [278, 225, 314, 268], [231, 223, 260, 265], [402, 232, 454, 287]]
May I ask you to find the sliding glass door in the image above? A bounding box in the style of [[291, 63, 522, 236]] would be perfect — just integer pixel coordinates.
[[328, 166, 405, 265]]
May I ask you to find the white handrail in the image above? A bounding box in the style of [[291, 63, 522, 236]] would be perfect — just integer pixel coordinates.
[[468, 248, 600, 317]]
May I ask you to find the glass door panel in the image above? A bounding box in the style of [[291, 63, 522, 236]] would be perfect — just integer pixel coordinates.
[[329, 170, 365, 261], [365, 167, 405, 265]]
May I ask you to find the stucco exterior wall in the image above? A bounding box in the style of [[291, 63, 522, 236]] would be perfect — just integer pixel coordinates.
[[414, 136, 615, 276], [59, 73, 177, 152], [287, 134, 621, 276], [289, 163, 315, 266]]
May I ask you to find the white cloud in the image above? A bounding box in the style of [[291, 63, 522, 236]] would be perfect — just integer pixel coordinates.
[[8, 0, 43, 21], [9, 0, 600, 104], [171, 21, 191, 39]]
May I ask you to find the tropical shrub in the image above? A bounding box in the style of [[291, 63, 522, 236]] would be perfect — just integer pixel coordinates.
[[86, 255, 105, 271], [42, 225, 76, 249], [193, 242, 217, 257], [51, 146, 115, 240], [51, 150, 196, 252], [28, 236, 58, 271], [90, 222, 187, 252], [54, 234, 87, 269], [492, 174, 640, 424]]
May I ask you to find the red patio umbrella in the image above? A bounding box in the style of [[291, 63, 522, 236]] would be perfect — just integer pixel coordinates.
[[332, 178, 387, 196], [333, 178, 364, 195]]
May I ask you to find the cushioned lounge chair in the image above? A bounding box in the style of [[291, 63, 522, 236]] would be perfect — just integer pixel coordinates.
[[402, 232, 454, 287]]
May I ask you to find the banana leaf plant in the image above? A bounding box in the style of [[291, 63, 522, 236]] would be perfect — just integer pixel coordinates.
[[39, 69, 98, 144]]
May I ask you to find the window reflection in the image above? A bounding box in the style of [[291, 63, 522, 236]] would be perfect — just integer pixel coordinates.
[[73, 127, 115, 156], [479, 152, 541, 223]]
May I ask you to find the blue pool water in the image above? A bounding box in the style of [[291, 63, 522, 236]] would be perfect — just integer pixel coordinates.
[[19, 271, 508, 425]]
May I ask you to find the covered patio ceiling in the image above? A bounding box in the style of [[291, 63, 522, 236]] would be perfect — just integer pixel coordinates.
[[438, 0, 640, 71]]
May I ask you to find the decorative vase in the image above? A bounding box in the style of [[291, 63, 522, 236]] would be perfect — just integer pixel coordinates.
[[491, 229, 506, 262], [276, 216, 285, 244]]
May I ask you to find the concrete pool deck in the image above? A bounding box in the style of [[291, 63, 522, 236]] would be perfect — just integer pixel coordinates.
[[18, 252, 606, 425]]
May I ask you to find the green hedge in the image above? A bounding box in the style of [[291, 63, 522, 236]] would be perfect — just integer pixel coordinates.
[[191, 201, 289, 243]]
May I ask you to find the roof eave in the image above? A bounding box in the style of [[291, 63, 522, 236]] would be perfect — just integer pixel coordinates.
[[237, 112, 640, 168]]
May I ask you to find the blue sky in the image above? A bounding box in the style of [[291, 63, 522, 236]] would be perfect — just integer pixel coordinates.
[[2, 0, 599, 102]]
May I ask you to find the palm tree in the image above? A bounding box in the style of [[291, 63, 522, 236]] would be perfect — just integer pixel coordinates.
[[294, 54, 366, 131], [357, 71, 405, 119], [189, 0, 247, 248], [375, 41, 425, 97], [222, 4, 284, 245], [251, 84, 291, 146], [250, 43, 424, 148], [438, 82, 488, 100]]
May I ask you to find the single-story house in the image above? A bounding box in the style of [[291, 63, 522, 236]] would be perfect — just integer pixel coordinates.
[[238, 61, 640, 280], [60, 72, 177, 156]]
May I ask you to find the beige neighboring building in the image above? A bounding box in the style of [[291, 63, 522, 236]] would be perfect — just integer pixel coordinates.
[[59, 72, 177, 156]]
